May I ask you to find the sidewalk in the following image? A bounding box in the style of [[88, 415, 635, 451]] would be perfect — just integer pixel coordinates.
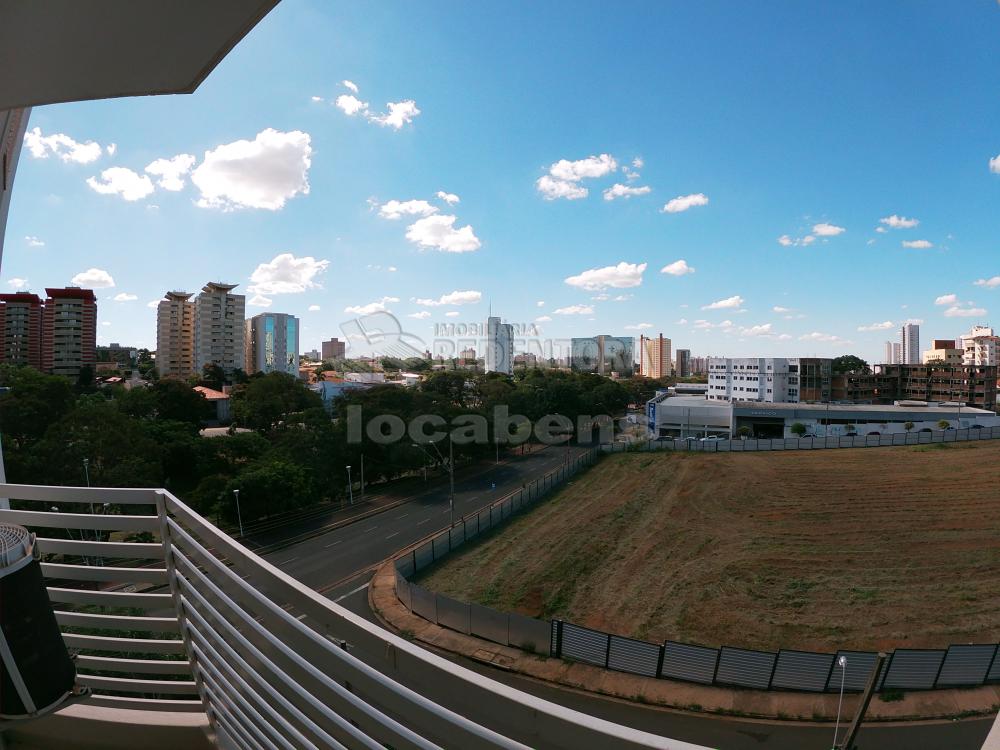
[[369, 562, 1000, 724]]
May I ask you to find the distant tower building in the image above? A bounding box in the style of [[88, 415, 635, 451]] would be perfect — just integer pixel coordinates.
[[245, 312, 299, 375], [675, 348, 691, 378], [0, 292, 43, 369], [571, 335, 634, 376], [321, 337, 346, 360], [156, 291, 194, 378], [485, 316, 513, 375], [42, 287, 96, 378], [193, 282, 245, 376], [901, 323, 919, 365], [639, 334, 671, 378], [883, 340, 895, 365]]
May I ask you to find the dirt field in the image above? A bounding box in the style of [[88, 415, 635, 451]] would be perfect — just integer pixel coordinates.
[[419, 442, 1000, 652]]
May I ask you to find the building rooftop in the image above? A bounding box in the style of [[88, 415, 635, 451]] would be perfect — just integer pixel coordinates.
[[732, 400, 995, 415]]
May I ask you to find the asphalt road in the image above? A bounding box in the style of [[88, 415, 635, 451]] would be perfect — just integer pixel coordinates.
[[259, 446, 996, 750]]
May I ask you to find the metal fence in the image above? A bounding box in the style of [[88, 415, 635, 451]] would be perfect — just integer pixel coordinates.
[[392, 442, 1000, 695], [606, 425, 1000, 454]]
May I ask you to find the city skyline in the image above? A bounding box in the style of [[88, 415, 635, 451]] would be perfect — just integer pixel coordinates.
[[2, 2, 999, 360]]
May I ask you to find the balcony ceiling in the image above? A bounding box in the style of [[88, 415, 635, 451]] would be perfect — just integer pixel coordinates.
[[0, 0, 279, 110]]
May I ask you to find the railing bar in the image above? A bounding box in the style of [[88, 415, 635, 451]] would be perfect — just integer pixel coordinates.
[[0, 508, 160, 531], [62, 632, 186, 654], [55, 610, 180, 633], [46, 586, 172, 607], [168, 518, 472, 749], [75, 673, 199, 696], [0, 483, 161, 505], [192, 646, 295, 750], [170, 536, 438, 750], [185, 614, 341, 750], [36, 537, 165, 559], [74, 655, 191, 675], [41, 562, 168, 583], [202, 685, 270, 750]]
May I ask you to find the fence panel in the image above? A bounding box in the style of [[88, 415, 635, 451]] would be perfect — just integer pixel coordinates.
[[449, 522, 466, 550], [561, 622, 610, 667], [883, 649, 945, 690], [413, 541, 434, 573], [935, 645, 997, 687], [432, 532, 450, 560], [508, 613, 550, 655], [436, 593, 471, 634], [661, 641, 719, 685], [396, 575, 411, 610], [410, 583, 436, 622], [606, 635, 660, 678], [396, 555, 415, 579], [715, 647, 777, 690], [550, 622, 560, 656], [470, 603, 508, 646], [826, 651, 879, 692], [770, 650, 834, 692]]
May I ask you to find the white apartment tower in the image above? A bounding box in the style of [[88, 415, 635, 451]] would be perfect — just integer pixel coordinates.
[[485, 316, 513, 375], [639, 334, 671, 378], [901, 323, 920, 365], [960, 325, 999, 366], [156, 291, 194, 378], [244, 312, 300, 376], [193, 282, 246, 376]]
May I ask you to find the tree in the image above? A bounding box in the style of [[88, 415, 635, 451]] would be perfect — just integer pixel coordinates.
[[736, 426, 752, 439], [152, 379, 212, 425], [230, 372, 323, 432], [831, 355, 871, 375], [904, 421, 915, 432], [0, 365, 76, 449], [199, 363, 226, 390], [790, 422, 807, 437], [937, 419, 950, 430]]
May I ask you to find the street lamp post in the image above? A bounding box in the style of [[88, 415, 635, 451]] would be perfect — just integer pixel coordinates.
[[833, 655, 847, 749], [359, 453, 365, 505], [346, 465, 354, 506], [412, 438, 455, 527], [233, 489, 244, 537]]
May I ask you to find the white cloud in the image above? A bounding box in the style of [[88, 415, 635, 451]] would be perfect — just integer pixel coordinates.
[[344, 296, 399, 315], [191, 128, 312, 211], [554, 305, 594, 315], [624, 323, 653, 330], [772, 306, 791, 313], [632, 157, 644, 169], [613, 294, 632, 302], [875, 226, 887, 234], [902, 239, 933, 249], [944, 305, 987, 318], [702, 294, 744, 310], [308, 304, 321, 312], [112, 292, 137, 302], [879, 215, 919, 229], [24, 236, 44, 247], [248, 253, 330, 295], [990, 154, 1000, 174], [661, 259, 695, 276], [144, 153, 196, 191], [6, 278, 28, 290], [407, 311, 431, 319], [565, 262, 646, 291], [310, 95, 324, 103], [370, 100, 421, 129], [101, 321, 111, 327], [857, 320, 894, 331], [535, 315, 552, 322], [86, 167, 155, 201], [799, 332, 852, 344], [934, 293, 958, 306], [23, 127, 103, 164], [676, 318, 688, 325], [378, 199, 438, 220], [343, 80, 359, 94], [974, 276, 1000, 289], [602, 183, 651, 201], [662, 193, 708, 214], [436, 191, 460, 205], [388, 266, 397, 272], [71, 268, 115, 288], [106, 143, 117, 156], [248, 294, 272, 308], [414, 290, 482, 307], [741, 324, 773, 337], [146, 300, 161, 309], [812, 222, 845, 236], [405, 215, 481, 253], [537, 301, 545, 307], [536, 175, 588, 200], [550, 154, 617, 182], [693, 319, 735, 331], [777, 334, 793, 341], [444, 311, 460, 318], [777, 234, 816, 247], [336, 94, 369, 116]]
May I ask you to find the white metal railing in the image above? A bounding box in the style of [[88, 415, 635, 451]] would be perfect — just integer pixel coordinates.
[[0, 482, 709, 749]]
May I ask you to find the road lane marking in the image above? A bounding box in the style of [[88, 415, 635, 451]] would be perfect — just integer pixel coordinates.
[[281, 557, 299, 566], [416, 517, 430, 525], [385, 531, 399, 540], [333, 582, 370, 603], [363, 527, 377, 533], [395, 513, 409, 520], [324, 540, 342, 549]]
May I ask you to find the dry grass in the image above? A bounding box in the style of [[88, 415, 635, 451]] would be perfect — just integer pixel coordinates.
[[418, 442, 1000, 652]]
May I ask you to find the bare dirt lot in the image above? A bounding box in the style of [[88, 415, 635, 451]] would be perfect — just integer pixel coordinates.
[[418, 442, 1000, 652]]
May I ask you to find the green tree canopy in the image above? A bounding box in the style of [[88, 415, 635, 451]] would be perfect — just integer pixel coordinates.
[[831, 355, 871, 374]]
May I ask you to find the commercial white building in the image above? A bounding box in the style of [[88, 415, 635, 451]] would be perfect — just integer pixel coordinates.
[[485, 315, 513, 375], [193, 281, 245, 376], [707, 357, 831, 403], [901, 322, 920, 364], [244, 312, 299, 376], [883, 340, 903, 365], [960, 325, 999, 366]]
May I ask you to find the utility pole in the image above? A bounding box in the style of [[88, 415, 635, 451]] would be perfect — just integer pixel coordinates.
[[233, 489, 244, 537], [448, 435, 455, 527], [836, 652, 886, 750], [346, 465, 354, 506], [360, 453, 365, 504]]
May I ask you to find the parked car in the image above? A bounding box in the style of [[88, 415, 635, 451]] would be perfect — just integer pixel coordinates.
[[699, 436, 723, 442]]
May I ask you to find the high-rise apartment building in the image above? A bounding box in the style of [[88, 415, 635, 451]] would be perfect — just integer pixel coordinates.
[[901, 323, 920, 364], [485, 316, 513, 375], [41, 287, 96, 378], [960, 325, 999, 366], [0, 292, 43, 368], [321, 337, 346, 360], [244, 312, 299, 376], [193, 282, 245, 376], [571, 336, 634, 376], [675, 349, 691, 378], [638, 334, 671, 378], [155, 291, 195, 378]]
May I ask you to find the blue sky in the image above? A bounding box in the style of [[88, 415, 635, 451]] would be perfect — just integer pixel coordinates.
[[4, 0, 1000, 361]]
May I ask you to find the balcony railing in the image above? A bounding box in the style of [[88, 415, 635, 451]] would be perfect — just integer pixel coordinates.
[[0, 482, 707, 750]]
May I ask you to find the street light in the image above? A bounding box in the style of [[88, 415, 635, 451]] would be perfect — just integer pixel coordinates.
[[412, 437, 455, 527], [833, 655, 847, 749], [233, 489, 244, 537], [346, 465, 354, 506]]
